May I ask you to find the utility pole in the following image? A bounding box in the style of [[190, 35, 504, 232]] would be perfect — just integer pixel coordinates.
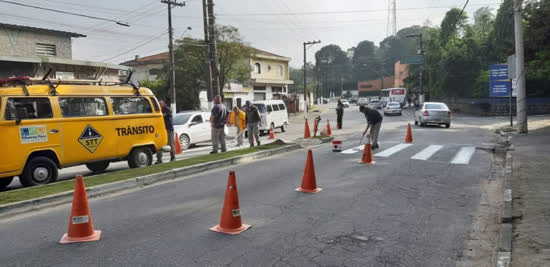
[[513, 0, 527, 133], [406, 33, 424, 104], [161, 0, 185, 113], [202, 0, 213, 102], [207, 0, 220, 97], [303, 40, 321, 117]]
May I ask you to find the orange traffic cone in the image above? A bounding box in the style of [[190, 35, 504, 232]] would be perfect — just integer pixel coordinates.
[[304, 119, 311, 139], [174, 132, 183, 154], [296, 150, 322, 193], [359, 140, 375, 164], [405, 123, 413, 143], [269, 125, 276, 139], [210, 171, 251, 235], [326, 120, 332, 136], [60, 175, 101, 244]]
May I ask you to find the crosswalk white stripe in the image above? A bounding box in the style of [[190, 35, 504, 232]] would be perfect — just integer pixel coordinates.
[[451, 147, 476, 164], [374, 143, 413, 157], [411, 145, 443, 160]]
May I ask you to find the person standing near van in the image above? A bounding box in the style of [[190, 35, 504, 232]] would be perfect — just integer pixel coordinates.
[[359, 105, 383, 149], [156, 100, 176, 164], [336, 99, 344, 129], [227, 106, 246, 147], [244, 100, 261, 147], [209, 95, 228, 154]]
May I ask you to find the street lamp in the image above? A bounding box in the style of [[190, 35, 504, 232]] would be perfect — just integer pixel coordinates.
[[178, 26, 192, 39]]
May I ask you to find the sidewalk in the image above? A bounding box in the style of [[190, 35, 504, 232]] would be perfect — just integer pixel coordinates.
[[510, 121, 550, 266]]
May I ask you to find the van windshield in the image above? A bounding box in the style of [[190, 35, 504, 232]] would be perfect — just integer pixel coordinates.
[[253, 104, 266, 113]]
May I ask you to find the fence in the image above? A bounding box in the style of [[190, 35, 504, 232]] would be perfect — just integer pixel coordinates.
[[436, 97, 550, 116]]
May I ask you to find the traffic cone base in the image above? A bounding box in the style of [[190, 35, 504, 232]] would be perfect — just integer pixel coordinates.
[[60, 230, 101, 244], [297, 150, 321, 193], [295, 187, 322, 193], [59, 175, 101, 244], [209, 224, 251, 235], [210, 171, 251, 235], [359, 144, 375, 164]]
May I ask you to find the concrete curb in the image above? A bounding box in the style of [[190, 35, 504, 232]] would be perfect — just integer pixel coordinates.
[[0, 143, 303, 219], [496, 148, 514, 267]]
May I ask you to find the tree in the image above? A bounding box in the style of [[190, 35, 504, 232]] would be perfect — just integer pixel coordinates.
[[351, 40, 379, 82], [314, 45, 351, 97], [440, 8, 468, 46], [167, 25, 250, 111]]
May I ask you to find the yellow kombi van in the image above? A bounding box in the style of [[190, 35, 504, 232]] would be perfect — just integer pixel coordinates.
[[0, 77, 167, 189]]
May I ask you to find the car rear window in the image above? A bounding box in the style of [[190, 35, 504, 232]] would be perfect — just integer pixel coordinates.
[[425, 104, 446, 109], [253, 104, 266, 113]]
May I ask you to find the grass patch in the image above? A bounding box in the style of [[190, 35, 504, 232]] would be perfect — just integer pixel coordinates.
[[0, 143, 285, 206]]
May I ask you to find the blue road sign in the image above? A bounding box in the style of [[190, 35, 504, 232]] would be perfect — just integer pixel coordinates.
[[489, 64, 510, 97]]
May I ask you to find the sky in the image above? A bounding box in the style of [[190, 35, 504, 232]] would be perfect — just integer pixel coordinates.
[[0, 0, 502, 68]]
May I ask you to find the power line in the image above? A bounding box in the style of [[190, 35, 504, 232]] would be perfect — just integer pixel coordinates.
[[0, 0, 130, 26], [217, 3, 501, 16], [101, 31, 169, 62]]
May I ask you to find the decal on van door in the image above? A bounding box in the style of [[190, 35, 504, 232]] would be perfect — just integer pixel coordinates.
[[78, 125, 103, 153], [19, 125, 48, 144]]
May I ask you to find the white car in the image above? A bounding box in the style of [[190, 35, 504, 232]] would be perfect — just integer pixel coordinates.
[[414, 102, 452, 128], [341, 100, 351, 108], [383, 102, 402, 116], [357, 98, 369, 106], [173, 111, 228, 150]]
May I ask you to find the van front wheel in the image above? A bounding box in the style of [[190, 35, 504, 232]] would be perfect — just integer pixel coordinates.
[[86, 161, 110, 173], [21, 156, 58, 187], [128, 147, 153, 168], [0, 177, 14, 190]]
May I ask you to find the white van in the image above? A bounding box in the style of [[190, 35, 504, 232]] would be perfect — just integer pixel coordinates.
[[252, 100, 289, 134]]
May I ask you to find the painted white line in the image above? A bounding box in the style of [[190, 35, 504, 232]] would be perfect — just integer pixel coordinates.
[[374, 143, 413, 157], [411, 145, 443, 160], [451, 147, 476, 165], [341, 147, 360, 154]]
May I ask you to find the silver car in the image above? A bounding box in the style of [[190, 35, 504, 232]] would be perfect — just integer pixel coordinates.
[[383, 102, 402, 116], [414, 102, 451, 128]]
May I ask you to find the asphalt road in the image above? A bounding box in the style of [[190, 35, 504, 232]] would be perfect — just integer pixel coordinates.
[[0, 105, 497, 266]]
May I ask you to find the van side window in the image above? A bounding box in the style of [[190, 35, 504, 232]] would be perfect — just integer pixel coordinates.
[[5, 98, 53, 120], [278, 104, 285, 110], [267, 105, 272, 112], [272, 104, 280, 111], [111, 97, 152, 115], [59, 97, 107, 117], [149, 97, 160, 112]]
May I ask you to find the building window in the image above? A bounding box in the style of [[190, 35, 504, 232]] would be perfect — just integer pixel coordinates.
[[35, 43, 56, 57], [272, 87, 283, 93], [279, 65, 283, 76], [254, 86, 266, 91], [267, 65, 272, 72], [254, 63, 261, 74]]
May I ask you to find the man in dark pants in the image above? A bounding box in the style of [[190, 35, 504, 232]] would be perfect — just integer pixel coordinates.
[[244, 100, 262, 147], [336, 99, 344, 129], [156, 100, 175, 164], [360, 105, 383, 149], [209, 95, 228, 154]]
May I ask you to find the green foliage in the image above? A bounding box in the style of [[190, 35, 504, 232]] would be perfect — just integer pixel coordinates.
[[352, 40, 379, 81], [314, 44, 350, 97]]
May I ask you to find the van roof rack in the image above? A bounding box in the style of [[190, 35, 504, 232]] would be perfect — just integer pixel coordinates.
[[0, 76, 31, 96]]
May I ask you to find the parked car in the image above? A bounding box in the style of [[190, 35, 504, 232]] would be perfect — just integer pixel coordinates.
[[370, 99, 381, 109], [251, 100, 289, 134], [414, 102, 451, 128], [357, 98, 369, 106], [383, 102, 402, 116], [341, 100, 351, 108], [173, 111, 228, 150]]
